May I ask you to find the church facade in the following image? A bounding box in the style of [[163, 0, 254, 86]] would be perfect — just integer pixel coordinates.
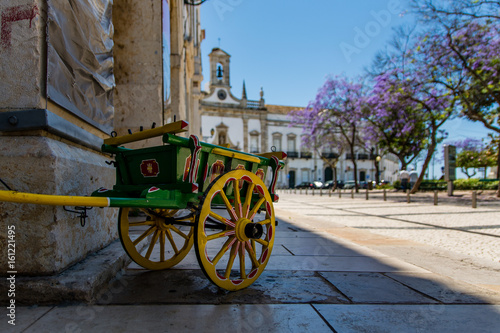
[[199, 48, 399, 188]]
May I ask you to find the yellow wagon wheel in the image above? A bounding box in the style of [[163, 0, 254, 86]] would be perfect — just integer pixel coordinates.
[[195, 170, 276, 290], [119, 207, 194, 270]]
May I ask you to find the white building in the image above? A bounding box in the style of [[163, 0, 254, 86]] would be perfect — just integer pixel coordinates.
[[200, 48, 399, 188]]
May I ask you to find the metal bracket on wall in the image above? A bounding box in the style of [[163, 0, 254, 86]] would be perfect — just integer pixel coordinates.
[[63, 206, 93, 227]]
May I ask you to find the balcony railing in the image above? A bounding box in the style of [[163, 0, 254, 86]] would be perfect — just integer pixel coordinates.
[[246, 100, 261, 109], [358, 154, 369, 160], [300, 151, 312, 159], [321, 152, 339, 159], [287, 151, 299, 158]]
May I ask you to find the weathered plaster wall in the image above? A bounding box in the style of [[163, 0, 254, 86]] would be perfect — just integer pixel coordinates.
[[113, 0, 163, 148], [0, 0, 44, 109]]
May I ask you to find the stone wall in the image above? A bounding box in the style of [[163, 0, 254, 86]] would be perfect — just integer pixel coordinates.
[[0, 136, 117, 275]]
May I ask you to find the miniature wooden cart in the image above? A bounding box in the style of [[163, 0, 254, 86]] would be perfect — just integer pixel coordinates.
[[0, 120, 286, 291]]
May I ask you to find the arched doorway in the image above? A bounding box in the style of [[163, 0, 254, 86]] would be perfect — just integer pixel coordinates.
[[324, 167, 333, 182], [360, 171, 366, 182], [288, 170, 296, 189]]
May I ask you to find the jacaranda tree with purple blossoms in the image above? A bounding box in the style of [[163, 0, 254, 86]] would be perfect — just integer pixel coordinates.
[[290, 75, 367, 192], [413, 0, 500, 194], [366, 24, 456, 193], [365, 72, 429, 171], [369, 56, 456, 193]]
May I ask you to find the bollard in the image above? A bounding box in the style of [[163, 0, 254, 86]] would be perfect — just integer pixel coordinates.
[[366, 188, 369, 200], [329, 189, 332, 197], [339, 188, 342, 198], [407, 192, 411, 203], [383, 188, 387, 201], [472, 191, 477, 209], [312, 189, 315, 196], [294, 189, 297, 194], [320, 189, 323, 196], [351, 189, 354, 199], [300, 189, 302, 195], [434, 190, 438, 206], [306, 189, 308, 195]]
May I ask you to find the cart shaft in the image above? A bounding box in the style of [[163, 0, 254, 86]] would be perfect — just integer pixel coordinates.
[[0, 190, 110, 207], [0, 190, 194, 210]]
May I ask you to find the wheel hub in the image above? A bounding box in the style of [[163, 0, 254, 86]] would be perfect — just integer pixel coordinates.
[[235, 218, 264, 241], [244, 222, 264, 239]]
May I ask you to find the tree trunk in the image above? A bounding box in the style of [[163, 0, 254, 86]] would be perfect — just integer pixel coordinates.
[[350, 146, 359, 193], [410, 137, 437, 194], [497, 140, 500, 197], [332, 167, 338, 192]]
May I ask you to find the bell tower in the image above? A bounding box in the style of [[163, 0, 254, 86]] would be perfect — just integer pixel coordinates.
[[209, 48, 231, 90]]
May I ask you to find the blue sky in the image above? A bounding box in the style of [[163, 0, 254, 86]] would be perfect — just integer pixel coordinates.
[[197, 0, 495, 178], [200, 0, 410, 106]]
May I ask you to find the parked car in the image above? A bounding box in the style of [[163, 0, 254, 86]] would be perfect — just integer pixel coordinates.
[[312, 181, 323, 188], [294, 182, 310, 189], [322, 180, 345, 189], [344, 180, 356, 189], [295, 181, 323, 189]]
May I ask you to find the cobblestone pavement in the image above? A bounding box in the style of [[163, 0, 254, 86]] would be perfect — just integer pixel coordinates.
[[275, 190, 500, 263]]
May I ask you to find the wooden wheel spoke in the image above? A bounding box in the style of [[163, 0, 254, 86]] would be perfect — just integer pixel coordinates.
[[208, 211, 236, 228], [212, 236, 236, 266], [175, 217, 195, 223], [170, 225, 190, 240], [239, 242, 247, 279], [166, 229, 179, 254], [129, 220, 155, 227], [120, 208, 194, 270], [224, 242, 239, 279], [255, 238, 269, 247], [195, 170, 276, 290], [242, 183, 255, 218], [233, 179, 242, 218], [245, 241, 260, 268], [132, 226, 156, 246], [248, 196, 266, 221], [218, 190, 238, 221], [257, 219, 271, 226], [159, 231, 165, 262], [145, 230, 160, 259], [207, 230, 234, 241]]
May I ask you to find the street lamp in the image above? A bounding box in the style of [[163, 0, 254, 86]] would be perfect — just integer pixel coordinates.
[[375, 155, 381, 184]]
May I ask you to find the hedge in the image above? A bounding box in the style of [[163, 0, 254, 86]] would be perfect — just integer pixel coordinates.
[[389, 179, 499, 191], [453, 179, 499, 190]]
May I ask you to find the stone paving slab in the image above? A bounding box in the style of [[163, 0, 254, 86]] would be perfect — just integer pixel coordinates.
[[0, 306, 52, 333], [385, 272, 500, 304], [265, 254, 430, 273], [7, 304, 331, 333], [319, 272, 437, 304], [278, 244, 383, 257], [313, 304, 500, 333], [95, 270, 349, 305]]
